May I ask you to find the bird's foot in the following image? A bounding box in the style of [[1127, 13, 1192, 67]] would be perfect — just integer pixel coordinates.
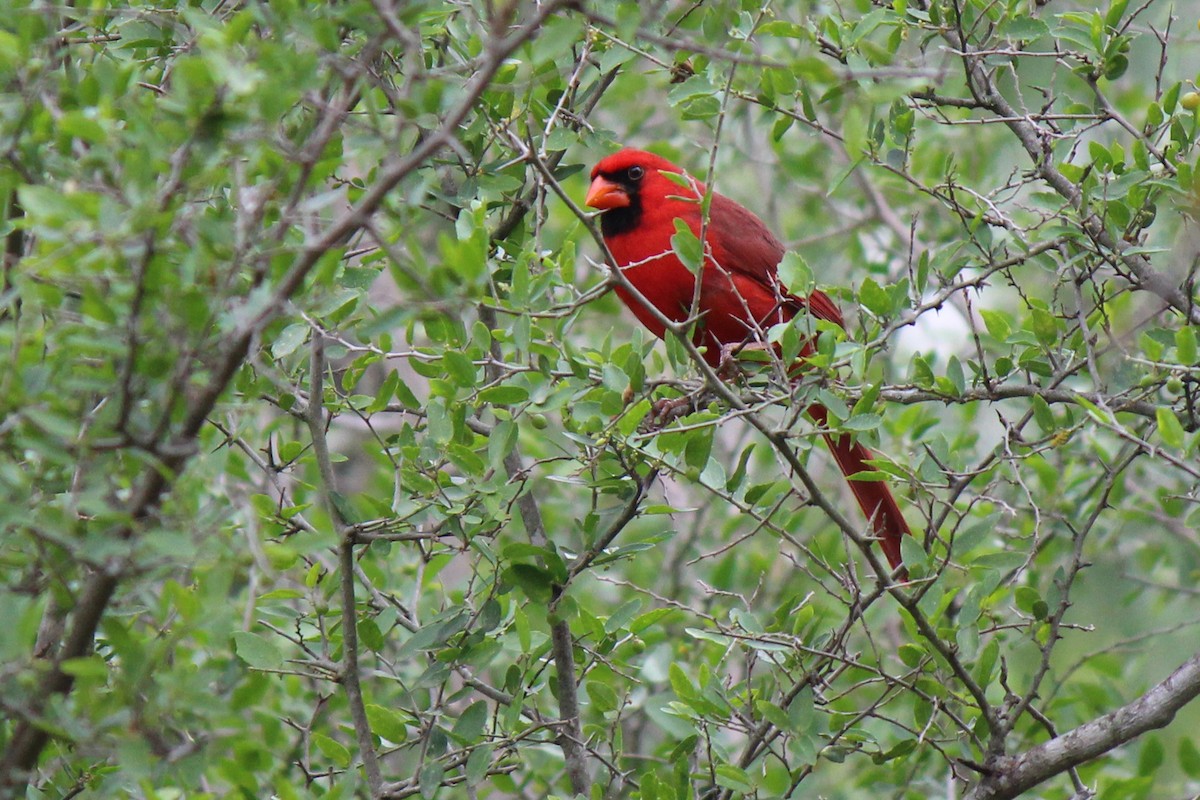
[[646, 388, 709, 428], [716, 342, 745, 380], [649, 395, 696, 426], [716, 341, 769, 380]]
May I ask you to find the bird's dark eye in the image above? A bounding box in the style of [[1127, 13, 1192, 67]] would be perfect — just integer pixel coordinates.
[[627, 166, 644, 181]]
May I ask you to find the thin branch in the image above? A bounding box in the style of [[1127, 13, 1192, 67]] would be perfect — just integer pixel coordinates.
[[567, 467, 661, 580], [867, 383, 1160, 423], [478, 306, 591, 794], [306, 333, 384, 796]]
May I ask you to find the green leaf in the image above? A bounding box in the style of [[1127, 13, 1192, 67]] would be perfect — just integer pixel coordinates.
[[452, 701, 489, 742], [1138, 735, 1164, 775], [451, 206, 487, 284], [850, 384, 881, 421], [787, 687, 817, 732], [605, 598, 643, 634], [659, 170, 695, 190], [272, 323, 309, 359], [59, 110, 108, 145], [756, 700, 792, 731], [420, 760, 446, 799], [465, 744, 492, 786], [231, 631, 283, 669], [330, 490, 359, 523], [312, 733, 350, 767], [1180, 738, 1200, 778], [681, 94, 721, 120], [587, 680, 620, 713], [686, 627, 732, 646], [358, 618, 384, 652], [979, 309, 1011, 341], [900, 535, 927, 573], [502, 564, 555, 604], [975, 639, 1000, 686], [442, 350, 477, 387], [874, 739, 918, 764], [1015, 586, 1047, 620], [1176, 326, 1197, 365], [602, 363, 630, 393], [772, 113, 794, 141], [478, 385, 530, 405], [1104, 0, 1129, 30], [368, 370, 401, 413], [897, 643, 923, 668], [1156, 406, 1185, 449], [488, 419, 518, 469], [778, 251, 814, 296], [59, 656, 110, 679], [1029, 307, 1058, 345], [1002, 16, 1049, 40], [843, 413, 881, 432], [18, 184, 97, 223], [683, 428, 713, 471], [1131, 138, 1150, 170], [670, 218, 704, 274], [858, 276, 892, 316], [843, 105, 868, 157], [1103, 53, 1128, 81], [945, 355, 966, 396], [713, 764, 753, 792], [911, 353, 935, 387], [340, 266, 378, 290], [394, 375, 422, 409], [1031, 394, 1056, 433], [366, 704, 409, 743], [669, 662, 696, 701]]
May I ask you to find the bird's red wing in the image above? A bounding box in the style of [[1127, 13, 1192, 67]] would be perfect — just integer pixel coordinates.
[[707, 193, 785, 287], [705, 193, 846, 330]]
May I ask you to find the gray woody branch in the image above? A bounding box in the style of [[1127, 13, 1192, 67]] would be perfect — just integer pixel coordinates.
[[967, 650, 1200, 799]]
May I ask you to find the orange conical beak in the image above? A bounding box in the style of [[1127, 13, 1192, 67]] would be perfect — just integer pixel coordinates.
[[585, 175, 630, 210]]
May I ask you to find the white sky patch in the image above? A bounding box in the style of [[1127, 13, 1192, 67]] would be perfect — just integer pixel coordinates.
[[894, 296, 973, 364]]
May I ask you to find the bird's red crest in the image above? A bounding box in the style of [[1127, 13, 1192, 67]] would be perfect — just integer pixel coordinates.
[[590, 148, 685, 180]]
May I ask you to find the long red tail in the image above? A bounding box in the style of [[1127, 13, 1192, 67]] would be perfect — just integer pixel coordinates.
[[808, 403, 910, 572]]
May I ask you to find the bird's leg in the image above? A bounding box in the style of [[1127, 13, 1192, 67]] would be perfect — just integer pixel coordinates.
[[649, 393, 701, 426], [716, 341, 769, 380], [647, 384, 709, 427], [643, 341, 771, 429]]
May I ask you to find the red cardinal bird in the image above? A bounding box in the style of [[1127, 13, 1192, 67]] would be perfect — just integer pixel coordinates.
[[585, 148, 911, 571]]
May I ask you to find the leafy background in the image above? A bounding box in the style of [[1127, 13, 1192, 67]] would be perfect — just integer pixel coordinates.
[[1, 1, 1199, 798]]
